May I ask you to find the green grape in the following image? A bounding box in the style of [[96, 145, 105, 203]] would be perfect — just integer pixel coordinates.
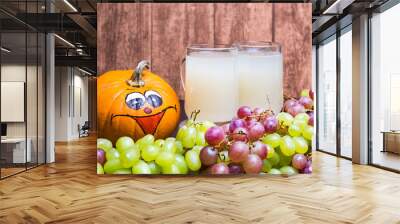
[[196, 121, 215, 133], [97, 163, 104, 174], [162, 164, 181, 174], [106, 148, 120, 161], [166, 137, 176, 142], [262, 133, 281, 148], [181, 126, 196, 148], [288, 123, 302, 137], [217, 150, 230, 164], [294, 113, 309, 123], [175, 141, 184, 154], [97, 138, 113, 152], [267, 151, 280, 166], [293, 136, 309, 154], [115, 136, 135, 152], [302, 125, 314, 140], [279, 153, 292, 167], [155, 151, 175, 168], [141, 134, 155, 145], [154, 139, 165, 148], [162, 140, 177, 154], [292, 119, 307, 131], [276, 112, 293, 126], [266, 146, 275, 159], [103, 159, 123, 174], [132, 160, 151, 174], [176, 125, 187, 141], [185, 150, 201, 171], [268, 168, 282, 175], [280, 166, 298, 175], [141, 144, 161, 162], [174, 154, 188, 174], [192, 145, 203, 155], [195, 131, 207, 146], [280, 135, 296, 157], [148, 161, 162, 174], [120, 146, 140, 168], [112, 168, 132, 174], [262, 159, 272, 173]]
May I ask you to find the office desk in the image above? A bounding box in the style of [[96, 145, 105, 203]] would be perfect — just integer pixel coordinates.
[[1, 138, 31, 163], [382, 131, 400, 154]]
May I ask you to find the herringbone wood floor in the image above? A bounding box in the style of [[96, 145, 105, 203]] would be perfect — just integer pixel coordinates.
[[0, 136, 399, 224]]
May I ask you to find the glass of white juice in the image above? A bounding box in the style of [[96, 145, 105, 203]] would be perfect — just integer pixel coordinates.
[[234, 42, 283, 113], [184, 45, 238, 122]]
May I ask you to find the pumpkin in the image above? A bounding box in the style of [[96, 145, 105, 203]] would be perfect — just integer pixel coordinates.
[[98, 60, 180, 143]]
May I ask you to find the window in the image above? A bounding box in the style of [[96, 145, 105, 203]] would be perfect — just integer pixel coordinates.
[[371, 3, 400, 171], [339, 28, 352, 158], [317, 36, 337, 154]]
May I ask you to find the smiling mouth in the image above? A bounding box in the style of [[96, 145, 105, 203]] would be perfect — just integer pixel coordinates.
[[111, 105, 177, 135]]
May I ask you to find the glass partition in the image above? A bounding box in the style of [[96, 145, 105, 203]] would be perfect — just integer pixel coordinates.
[[339, 28, 352, 158], [0, 1, 46, 179], [317, 36, 337, 155], [371, 3, 400, 171]]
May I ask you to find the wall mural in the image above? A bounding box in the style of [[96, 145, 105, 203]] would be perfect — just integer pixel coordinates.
[[97, 3, 314, 175]]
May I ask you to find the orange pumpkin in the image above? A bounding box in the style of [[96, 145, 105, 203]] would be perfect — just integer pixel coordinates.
[[97, 60, 180, 143]]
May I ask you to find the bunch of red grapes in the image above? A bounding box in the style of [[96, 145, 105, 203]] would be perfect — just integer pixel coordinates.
[[199, 89, 314, 175]]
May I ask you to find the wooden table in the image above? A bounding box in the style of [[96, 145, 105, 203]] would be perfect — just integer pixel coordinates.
[[381, 131, 400, 154]]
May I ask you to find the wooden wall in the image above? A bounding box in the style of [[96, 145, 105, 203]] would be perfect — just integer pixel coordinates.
[[97, 3, 312, 98]]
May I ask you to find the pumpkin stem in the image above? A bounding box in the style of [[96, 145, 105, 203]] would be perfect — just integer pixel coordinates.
[[127, 60, 150, 87]]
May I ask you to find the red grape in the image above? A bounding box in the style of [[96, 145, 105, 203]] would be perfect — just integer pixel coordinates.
[[298, 96, 313, 109], [200, 146, 218, 166], [221, 123, 230, 134], [302, 165, 312, 174], [248, 122, 265, 141], [308, 112, 314, 126], [237, 106, 252, 119], [263, 116, 278, 133], [252, 107, 264, 115], [250, 141, 268, 159], [229, 118, 246, 133], [291, 154, 307, 170], [243, 154, 263, 174], [229, 141, 250, 163], [97, 149, 106, 165], [211, 163, 230, 174], [287, 103, 305, 117], [228, 163, 244, 174], [232, 127, 248, 142], [283, 99, 297, 112], [205, 126, 225, 146], [246, 118, 258, 128]]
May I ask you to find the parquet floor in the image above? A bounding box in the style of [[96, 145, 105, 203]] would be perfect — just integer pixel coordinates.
[[0, 136, 400, 224]]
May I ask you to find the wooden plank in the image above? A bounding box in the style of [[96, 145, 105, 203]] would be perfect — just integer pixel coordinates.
[[274, 3, 312, 98], [97, 3, 151, 75]]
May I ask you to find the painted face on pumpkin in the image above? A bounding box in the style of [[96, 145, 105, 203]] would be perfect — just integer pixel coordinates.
[[111, 89, 177, 135]]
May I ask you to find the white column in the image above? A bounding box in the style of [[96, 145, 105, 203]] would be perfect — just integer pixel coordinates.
[[352, 14, 369, 164]]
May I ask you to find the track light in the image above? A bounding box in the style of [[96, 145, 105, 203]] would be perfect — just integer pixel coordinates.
[[63, 0, 78, 12], [54, 34, 75, 48], [1, 47, 11, 53]]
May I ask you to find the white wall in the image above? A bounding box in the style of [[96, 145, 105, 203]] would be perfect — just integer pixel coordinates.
[[54, 67, 89, 141]]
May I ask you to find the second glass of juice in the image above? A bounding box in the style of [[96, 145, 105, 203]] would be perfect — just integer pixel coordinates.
[[184, 45, 238, 122], [234, 42, 283, 113]]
